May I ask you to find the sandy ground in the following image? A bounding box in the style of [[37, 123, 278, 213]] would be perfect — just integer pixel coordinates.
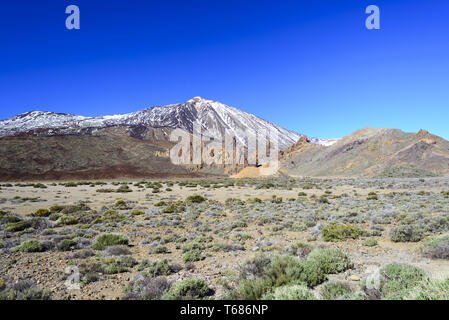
[[1, 179, 449, 299]]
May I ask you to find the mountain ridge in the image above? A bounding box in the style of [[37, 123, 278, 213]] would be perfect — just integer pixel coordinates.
[[280, 127, 449, 178], [0, 97, 338, 149]]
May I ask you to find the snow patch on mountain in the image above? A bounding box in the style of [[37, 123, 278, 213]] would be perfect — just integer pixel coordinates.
[[0, 97, 336, 149]]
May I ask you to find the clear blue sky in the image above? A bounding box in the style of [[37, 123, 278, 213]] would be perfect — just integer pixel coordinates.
[[1, 0, 448, 139]]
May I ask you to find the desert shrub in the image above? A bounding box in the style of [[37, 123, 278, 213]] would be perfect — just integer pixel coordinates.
[[262, 254, 303, 288], [182, 241, 205, 253], [232, 278, 272, 300], [162, 278, 209, 300], [239, 254, 272, 280], [77, 261, 103, 285], [64, 182, 78, 187], [405, 278, 449, 300], [5, 220, 31, 232], [101, 210, 125, 222], [234, 249, 352, 299], [305, 248, 352, 275], [61, 203, 90, 214], [214, 242, 245, 252], [57, 239, 78, 251], [321, 224, 364, 242], [364, 263, 427, 300], [140, 259, 180, 277], [297, 259, 328, 287], [186, 195, 206, 204], [114, 200, 131, 209], [70, 249, 95, 259], [105, 245, 131, 256], [15, 239, 44, 253], [182, 249, 204, 263], [0, 280, 51, 300], [390, 225, 425, 242], [102, 256, 137, 274], [116, 185, 132, 193], [154, 201, 166, 207], [290, 242, 313, 258], [301, 183, 316, 190], [92, 234, 129, 250], [151, 245, 169, 254], [161, 205, 175, 214], [320, 281, 353, 300], [262, 284, 315, 300], [366, 192, 378, 200], [362, 238, 378, 247], [317, 195, 330, 204], [57, 215, 79, 226], [49, 205, 65, 213], [130, 209, 144, 216], [421, 234, 449, 259], [124, 275, 172, 300], [33, 209, 50, 217], [1, 215, 22, 224]]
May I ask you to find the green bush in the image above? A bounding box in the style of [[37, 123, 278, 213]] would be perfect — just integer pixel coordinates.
[[116, 185, 132, 193], [369, 263, 428, 300], [142, 259, 172, 277], [182, 249, 204, 263], [233, 250, 351, 299], [151, 245, 169, 254], [232, 278, 271, 300], [102, 256, 137, 274], [390, 225, 425, 242], [298, 259, 327, 287], [58, 215, 79, 225], [33, 209, 50, 217], [15, 239, 44, 253], [421, 234, 449, 259], [405, 278, 449, 300], [162, 278, 209, 300], [5, 220, 31, 232], [92, 234, 129, 250], [320, 281, 353, 300], [101, 210, 125, 222], [366, 192, 378, 200], [49, 205, 65, 213], [1, 216, 22, 224], [305, 248, 352, 275], [185, 195, 206, 204], [262, 254, 303, 288], [0, 280, 51, 300], [130, 209, 144, 216], [363, 238, 378, 247], [263, 284, 315, 300], [58, 239, 78, 251], [322, 224, 364, 242]]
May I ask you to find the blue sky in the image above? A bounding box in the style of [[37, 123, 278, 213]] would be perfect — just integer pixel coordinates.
[[0, 0, 448, 139]]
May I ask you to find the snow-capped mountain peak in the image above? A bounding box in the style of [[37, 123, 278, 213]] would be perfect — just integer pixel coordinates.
[[0, 98, 338, 148]]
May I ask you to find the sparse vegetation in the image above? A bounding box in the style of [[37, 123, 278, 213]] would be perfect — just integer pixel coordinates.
[[92, 234, 129, 250], [1, 176, 449, 300]]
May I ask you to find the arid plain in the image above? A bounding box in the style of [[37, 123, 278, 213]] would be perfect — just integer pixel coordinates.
[[1, 176, 449, 300]]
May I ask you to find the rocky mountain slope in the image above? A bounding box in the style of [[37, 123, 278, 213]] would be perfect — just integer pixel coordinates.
[[280, 128, 449, 177], [0, 97, 328, 180], [0, 97, 314, 149]]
